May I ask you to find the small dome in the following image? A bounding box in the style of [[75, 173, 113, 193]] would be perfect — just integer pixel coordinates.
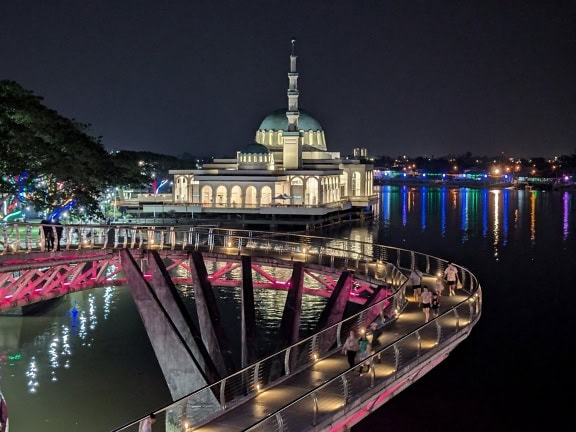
[[258, 108, 323, 131], [240, 142, 270, 154]]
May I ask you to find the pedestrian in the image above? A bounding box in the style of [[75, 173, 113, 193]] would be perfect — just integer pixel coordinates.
[[431, 293, 440, 318], [444, 263, 459, 296], [341, 330, 359, 370], [357, 332, 370, 374], [54, 219, 63, 251], [409, 268, 423, 305], [368, 321, 383, 363], [421, 286, 432, 323], [41, 219, 54, 251], [435, 275, 444, 297], [138, 413, 156, 432]]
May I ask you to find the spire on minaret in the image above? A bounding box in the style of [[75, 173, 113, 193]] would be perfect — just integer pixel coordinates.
[[286, 37, 299, 132]]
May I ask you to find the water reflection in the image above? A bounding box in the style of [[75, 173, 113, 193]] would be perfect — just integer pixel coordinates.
[[492, 190, 500, 259], [563, 192, 571, 241], [377, 185, 574, 257]]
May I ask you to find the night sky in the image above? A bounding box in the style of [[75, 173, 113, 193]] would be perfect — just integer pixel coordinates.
[[2, 0, 575, 159]]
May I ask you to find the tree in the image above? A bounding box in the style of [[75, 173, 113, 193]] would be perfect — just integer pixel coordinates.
[[0, 80, 147, 218]]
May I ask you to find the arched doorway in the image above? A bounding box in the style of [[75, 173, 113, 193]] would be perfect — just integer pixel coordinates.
[[290, 177, 303, 205], [230, 185, 242, 207], [201, 186, 213, 206], [215, 185, 228, 207], [305, 177, 319, 205], [245, 186, 257, 207], [261, 186, 272, 206]]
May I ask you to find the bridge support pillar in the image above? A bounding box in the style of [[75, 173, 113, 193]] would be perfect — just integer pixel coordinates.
[[315, 270, 354, 354], [120, 249, 220, 408], [278, 261, 305, 349], [189, 251, 235, 377], [240, 255, 257, 367]]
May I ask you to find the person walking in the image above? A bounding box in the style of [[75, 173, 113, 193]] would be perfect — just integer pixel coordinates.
[[420, 287, 432, 323], [54, 220, 64, 251], [138, 413, 156, 432], [435, 275, 444, 297], [357, 332, 370, 374], [341, 330, 359, 370], [431, 293, 440, 318], [41, 219, 54, 251], [368, 321, 383, 363], [444, 263, 459, 296], [409, 268, 423, 305]]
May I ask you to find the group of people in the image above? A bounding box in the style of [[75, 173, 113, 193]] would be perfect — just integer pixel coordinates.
[[40, 219, 64, 251], [341, 320, 384, 375], [410, 263, 460, 323], [340, 262, 462, 374]]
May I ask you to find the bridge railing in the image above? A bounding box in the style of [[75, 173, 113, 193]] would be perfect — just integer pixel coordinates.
[[114, 264, 480, 432], [246, 285, 482, 431], [97, 227, 480, 431], [112, 276, 408, 432]]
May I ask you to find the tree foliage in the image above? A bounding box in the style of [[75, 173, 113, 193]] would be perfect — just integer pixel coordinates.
[[0, 80, 148, 217]]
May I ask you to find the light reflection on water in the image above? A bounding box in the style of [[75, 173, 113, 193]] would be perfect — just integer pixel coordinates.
[[0, 186, 573, 431]]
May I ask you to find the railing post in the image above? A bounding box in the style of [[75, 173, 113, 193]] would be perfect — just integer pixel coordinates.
[[1, 225, 7, 254], [169, 226, 175, 250], [435, 319, 442, 344], [284, 346, 291, 375], [220, 378, 227, 409], [453, 308, 461, 331], [312, 392, 319, 426], [26, 224, 32, 251], [393, 344, 400, 376]]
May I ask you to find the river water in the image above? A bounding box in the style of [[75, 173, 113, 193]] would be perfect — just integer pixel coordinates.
[[1, 186, 573, 431]]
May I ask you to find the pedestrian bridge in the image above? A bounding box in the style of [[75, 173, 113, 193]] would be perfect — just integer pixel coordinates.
[[0, 223, 482, 431]]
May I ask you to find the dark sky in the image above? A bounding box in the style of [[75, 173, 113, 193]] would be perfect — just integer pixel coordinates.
[[1, 0, 575, 159]]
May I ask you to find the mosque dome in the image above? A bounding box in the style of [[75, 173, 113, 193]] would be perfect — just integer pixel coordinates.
[[258, 109, 323, 131], [240, 142, 270, 154]]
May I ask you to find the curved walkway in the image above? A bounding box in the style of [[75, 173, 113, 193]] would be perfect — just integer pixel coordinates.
[[0, 223, 482, 431]]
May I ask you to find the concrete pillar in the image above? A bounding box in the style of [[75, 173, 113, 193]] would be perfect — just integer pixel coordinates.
[[146, 250, 221, 384], [189, 251, 235, 377], [269, 261, 304, 379], [314, 270, 353, 354], [240, 255, 257, 367], [120, 249, 220, 408], [362, 285, 390, 325], [278, 261, 305, 349]]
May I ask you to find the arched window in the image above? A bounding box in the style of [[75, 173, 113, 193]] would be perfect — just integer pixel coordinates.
[[305, 177, 319, 205]]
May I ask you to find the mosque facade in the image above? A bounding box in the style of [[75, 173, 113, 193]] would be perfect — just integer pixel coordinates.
[[168, 40, 376, 228]]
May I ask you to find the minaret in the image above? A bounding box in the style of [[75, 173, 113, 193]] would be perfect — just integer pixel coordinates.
[[286, 38, 299, 131], [283, 38, 302, 170]]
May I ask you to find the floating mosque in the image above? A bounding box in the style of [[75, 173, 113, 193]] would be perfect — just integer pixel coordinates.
[[165, 39, 377, 230]]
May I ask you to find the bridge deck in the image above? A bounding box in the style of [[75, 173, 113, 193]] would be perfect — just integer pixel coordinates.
[[192, 287, 464, 431]]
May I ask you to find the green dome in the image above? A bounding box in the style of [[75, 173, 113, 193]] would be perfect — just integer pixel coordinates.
[[241, 142, 270, 154], [258, 109, 323, 131]]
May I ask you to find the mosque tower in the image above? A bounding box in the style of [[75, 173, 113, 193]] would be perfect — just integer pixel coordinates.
[[283, 38, 302, 169]]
